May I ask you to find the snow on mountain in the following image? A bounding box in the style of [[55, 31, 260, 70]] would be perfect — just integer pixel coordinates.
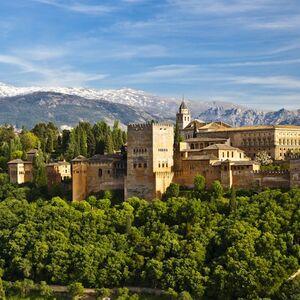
[[0, 82, 299, 127], [0, 82, 176, 109]]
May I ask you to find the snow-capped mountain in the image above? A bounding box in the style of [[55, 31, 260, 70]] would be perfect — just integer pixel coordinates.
[[0, 82, 179, 119], [0, 82, 299, 128]]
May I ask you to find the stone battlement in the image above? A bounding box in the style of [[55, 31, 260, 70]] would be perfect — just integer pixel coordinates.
[[128, 121, 173, 129], [290, 155, 300, 160], [253, 170, 290, 175]]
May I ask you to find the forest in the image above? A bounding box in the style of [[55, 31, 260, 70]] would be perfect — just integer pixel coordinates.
[[0, 123, 300, 299], [0, 121, 126, 172], [0, 172, 299, 299]]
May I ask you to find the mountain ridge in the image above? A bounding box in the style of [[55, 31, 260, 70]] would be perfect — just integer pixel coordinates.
[[0, 82, 299, 128]]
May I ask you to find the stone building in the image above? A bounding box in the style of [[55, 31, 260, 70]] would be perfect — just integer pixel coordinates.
[[178, 102, 300, 160], [72, 154, 126, 201], [176, 100, 191, 131], [126, 122, 174, 200], [8, 150, 71, 186], [8, 159, 33, 184], [70, 101, 300, 201], [46, 160, 71, 187], [173, 143, 260, 189]]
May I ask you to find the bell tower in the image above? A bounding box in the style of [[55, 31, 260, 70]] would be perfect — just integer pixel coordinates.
[[176, 98, 191, 130]]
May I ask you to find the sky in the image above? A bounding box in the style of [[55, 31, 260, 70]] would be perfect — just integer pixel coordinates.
[[0, 0, 300, 109]]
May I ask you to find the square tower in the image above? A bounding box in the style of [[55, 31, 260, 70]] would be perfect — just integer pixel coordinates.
[[126, 122, 174, 200], [176, 100, 191, 130]]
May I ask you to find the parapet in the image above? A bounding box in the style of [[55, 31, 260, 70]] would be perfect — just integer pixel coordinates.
[[290, 155, 300, 160], [128, 121, 173, 130], [253, 170, 290, 175]]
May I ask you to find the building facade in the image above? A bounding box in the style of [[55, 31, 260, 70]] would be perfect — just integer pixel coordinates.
[[69, 101, 300, 201], [126, 122, 174, 200], [8, 150, 71, 186], [177, 102, 300, 160], [72, 154, 126, 201]]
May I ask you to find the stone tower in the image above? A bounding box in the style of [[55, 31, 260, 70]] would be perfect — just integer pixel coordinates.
[[126, 122, 174, 200], [71, 155, 88, 201], [176, 99, 191, 130]]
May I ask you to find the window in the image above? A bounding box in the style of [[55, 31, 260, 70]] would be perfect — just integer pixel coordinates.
[[144, 163, 147, 168], [98, 169, 103, 177], [134, 163, 137, 168]]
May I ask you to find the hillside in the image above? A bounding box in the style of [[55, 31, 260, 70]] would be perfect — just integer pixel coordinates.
[[0, 82, 299, 128]]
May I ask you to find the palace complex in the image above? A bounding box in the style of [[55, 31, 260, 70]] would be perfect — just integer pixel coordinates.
[[7, 101, 300, 201], [71, 101, 300, 201]]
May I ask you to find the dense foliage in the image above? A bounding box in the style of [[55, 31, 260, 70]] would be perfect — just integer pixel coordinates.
[[0, 121, 126, 171], [0, 180, 299, 299]]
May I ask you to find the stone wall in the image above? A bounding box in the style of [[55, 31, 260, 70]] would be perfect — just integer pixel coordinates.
[[72, 160, 88, 201], [126, 122, 174, 200], [253, 170, 290, 189]]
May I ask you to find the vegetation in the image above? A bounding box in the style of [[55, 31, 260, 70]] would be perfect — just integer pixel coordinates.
[[0, 179, 299, 299], [0, 121, 126, 168], [255, 150, 273, 165]]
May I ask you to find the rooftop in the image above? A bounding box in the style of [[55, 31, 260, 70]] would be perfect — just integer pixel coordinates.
[[208, 124, 300, 132], [202, 144, 242, 151], [183, 154, 219, 161]]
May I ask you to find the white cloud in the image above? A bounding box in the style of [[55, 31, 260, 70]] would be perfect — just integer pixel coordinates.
[[228, 75, 300, 89], [126, 64, 201, 83], [13, 46, 67, 61], [168, 0, 274, 15], [32, 0, 115, 15], [249, 15, 300, 30], [211, 58, 300, 67], [0, 53, 107, 86]]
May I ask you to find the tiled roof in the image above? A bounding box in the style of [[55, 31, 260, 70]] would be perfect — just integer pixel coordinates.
[[202, 144, 242, 151], [8, 159, 24, 164]]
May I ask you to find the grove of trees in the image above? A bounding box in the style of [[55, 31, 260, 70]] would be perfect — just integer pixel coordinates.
[[0, 121, 126, 172], [0, 174, 299, 299]]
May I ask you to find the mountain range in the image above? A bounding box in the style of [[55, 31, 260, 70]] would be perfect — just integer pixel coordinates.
[[0, 82, 299, 129]]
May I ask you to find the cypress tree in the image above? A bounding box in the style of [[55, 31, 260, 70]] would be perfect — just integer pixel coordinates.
[[230, 187, 237, 212], [32, 149, 47, 188]]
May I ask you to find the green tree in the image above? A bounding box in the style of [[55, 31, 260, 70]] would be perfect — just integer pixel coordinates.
[[165, 183, 180, 198], [67, 282, 84, 299], [229, 187, 237, 212], [174, 122, 183, 144], [212, 180, 223, 199], [38, 281, 53, 298], [178, 291, 193, 300], [32, 149, 47, 188], [194, 175, 205, 192], [0, 269, 5, 300], [20, 131, 39, 152]]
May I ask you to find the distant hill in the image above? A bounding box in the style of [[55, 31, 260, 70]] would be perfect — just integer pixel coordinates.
[[0, 82, 299, 128]]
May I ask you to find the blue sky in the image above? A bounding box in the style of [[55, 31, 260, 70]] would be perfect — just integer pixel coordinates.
[[0, 0, 300, 109]]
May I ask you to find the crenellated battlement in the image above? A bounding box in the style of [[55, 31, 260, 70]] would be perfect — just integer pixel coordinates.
[[253, 170, 290, 175], [128, 121, 173, 129], [290, 155, 300, 160]]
